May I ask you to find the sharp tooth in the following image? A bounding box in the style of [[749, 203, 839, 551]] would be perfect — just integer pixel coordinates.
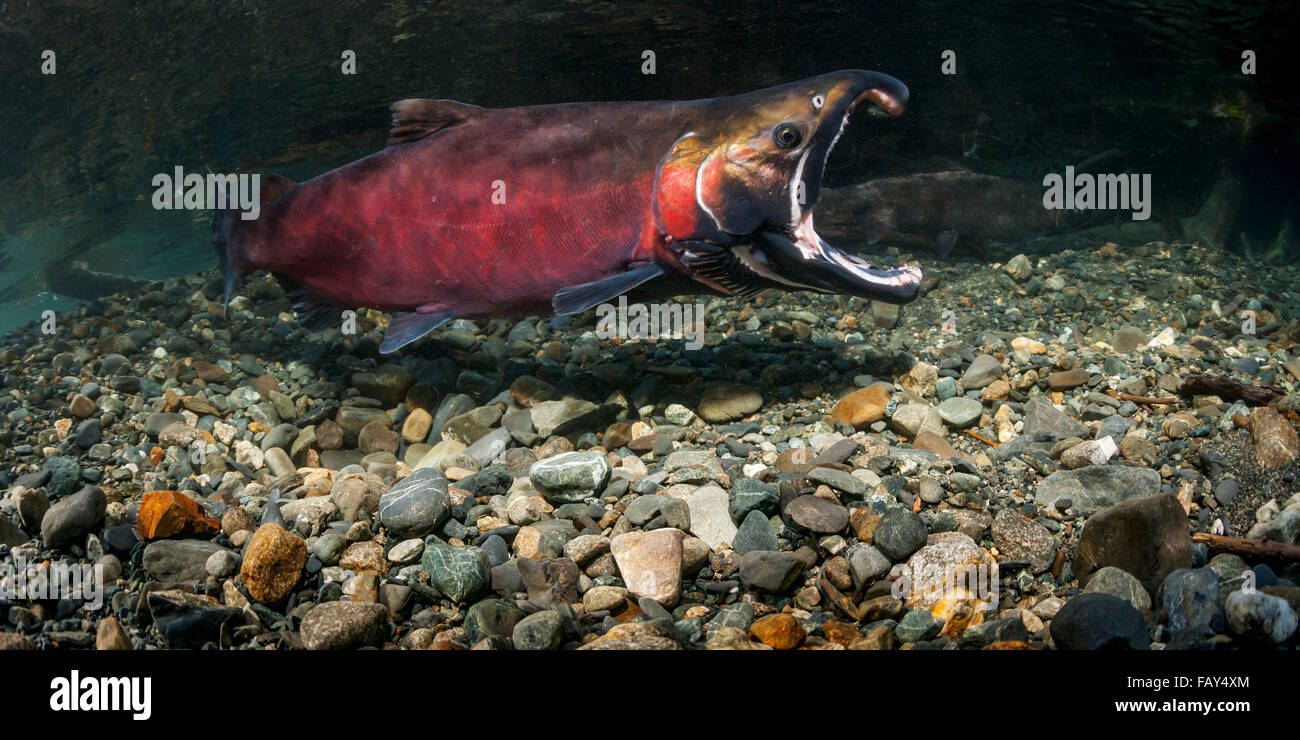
[[733, 246, 816, 290]]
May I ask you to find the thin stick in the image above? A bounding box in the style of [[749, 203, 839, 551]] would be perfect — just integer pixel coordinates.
[[966, 429, 999, 447], [1117, 393, 1179, 405]]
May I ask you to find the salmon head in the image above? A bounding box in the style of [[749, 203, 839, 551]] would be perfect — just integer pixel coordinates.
[[652, 70, 922, 303]]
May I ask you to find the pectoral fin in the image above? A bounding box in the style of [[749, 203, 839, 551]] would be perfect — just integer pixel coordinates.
[[552, 263, 665, 315], [379, 307, 458, 354]]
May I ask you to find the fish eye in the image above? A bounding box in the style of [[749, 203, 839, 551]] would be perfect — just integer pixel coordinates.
[[773, 122, 802, 148], [812, 94, 825, 110]]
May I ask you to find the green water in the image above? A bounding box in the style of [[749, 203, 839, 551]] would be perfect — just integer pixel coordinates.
[[0, 0, 1295, 333]]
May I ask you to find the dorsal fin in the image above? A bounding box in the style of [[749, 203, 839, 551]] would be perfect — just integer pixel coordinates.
[[388, 99, 482, 145], [260, 174, 298, 204]]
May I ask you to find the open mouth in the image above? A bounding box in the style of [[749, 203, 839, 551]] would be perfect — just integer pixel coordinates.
[[758, 214, 923, 303], [762, 79, 922, 304]]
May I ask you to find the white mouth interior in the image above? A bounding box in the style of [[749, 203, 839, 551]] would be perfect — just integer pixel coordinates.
[[792, 210, 923, 287]]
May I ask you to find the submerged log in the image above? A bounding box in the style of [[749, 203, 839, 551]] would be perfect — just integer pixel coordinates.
[[1178, 375, 1285, 406], [1192, 533, 1300, 562]]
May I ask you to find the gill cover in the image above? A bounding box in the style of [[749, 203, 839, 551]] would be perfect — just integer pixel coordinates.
[[652, 133, 767, 242]]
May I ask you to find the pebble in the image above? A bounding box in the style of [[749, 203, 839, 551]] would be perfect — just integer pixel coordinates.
[[421, 544, 491, 602], [377, 467, 451, 538], [40, 485, 107, 549], [0, 238, 1294, 654], [529, 451, 611, 504], [697, 382, 763, 422], [1049, 592, 1150, 650], [935, 397, 982, 428], [733, 509, 779, 555], [240, 523, 307, 603], [1224, 590, 1298, 643], [785, 495, 849, 534], [872, 509, 928, 561], [991, 509, 1056, 574], [611, 529, 682, 605], [1083, 566, 1152, 612], [300, 601, 388, 650], [1034, 465, 1161, 515], [1075, 493, 1192, 596], [749, 613, 804, 649]]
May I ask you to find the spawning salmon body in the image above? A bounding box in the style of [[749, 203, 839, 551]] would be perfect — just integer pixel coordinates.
[[230, 102, 694, 316], [215, 70, 923, 353]]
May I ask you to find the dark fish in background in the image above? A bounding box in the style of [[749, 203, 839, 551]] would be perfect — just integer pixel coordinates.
[[212, 70, 923, 354], [815, 166, 1101, 256], [45, 260, 155, 301]]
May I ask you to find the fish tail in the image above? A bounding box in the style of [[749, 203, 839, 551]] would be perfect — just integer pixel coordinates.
[[209, 209, 241, 311], [207, 165, 245, 311]]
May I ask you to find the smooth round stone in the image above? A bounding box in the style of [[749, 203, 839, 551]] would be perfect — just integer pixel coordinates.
[[1049, 592, 1149, 650], [935, 377, 958, 401], [872, 509, 928, 561], [387, 538, 425, 564], [311, 533, 347, 566], [204, 549, 240, 577], [1083, 566, 1151, 611], [935, 397, 982, 428], [784, 495, 849, 534], [377, 467, 451, 538], [513, 609, 565, 650], [919, 479, 945, 504]]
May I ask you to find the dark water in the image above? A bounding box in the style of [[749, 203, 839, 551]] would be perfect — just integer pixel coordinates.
[[0, 0, 1296, 332]]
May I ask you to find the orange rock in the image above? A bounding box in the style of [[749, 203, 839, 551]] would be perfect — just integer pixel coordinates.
[[856, 512, 882, 543], [136, 490, 221, 540], [748, 613, 804, 650], [149, 446, 165, 466], [240, 524, 307, 604], [982, 379, 1011, 402], [822, 620, 862, 646], [983, 640, 1033, 650], [774, 447, 813, 472], [249, 421, 269, 435], [831, 385, 891, 429]]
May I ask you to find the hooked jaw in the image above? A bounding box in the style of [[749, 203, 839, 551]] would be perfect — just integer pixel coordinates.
[[759, 213, 923, 303], [765, 71, 921, 304]]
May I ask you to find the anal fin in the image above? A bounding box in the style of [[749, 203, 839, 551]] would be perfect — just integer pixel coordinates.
[[380, 307, 457, 354], [552, 263, 665, 315]]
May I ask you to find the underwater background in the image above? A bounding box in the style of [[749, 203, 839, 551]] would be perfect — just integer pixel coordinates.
[[1, 1, 1299, 656], [0, 0, 1297, 331]]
